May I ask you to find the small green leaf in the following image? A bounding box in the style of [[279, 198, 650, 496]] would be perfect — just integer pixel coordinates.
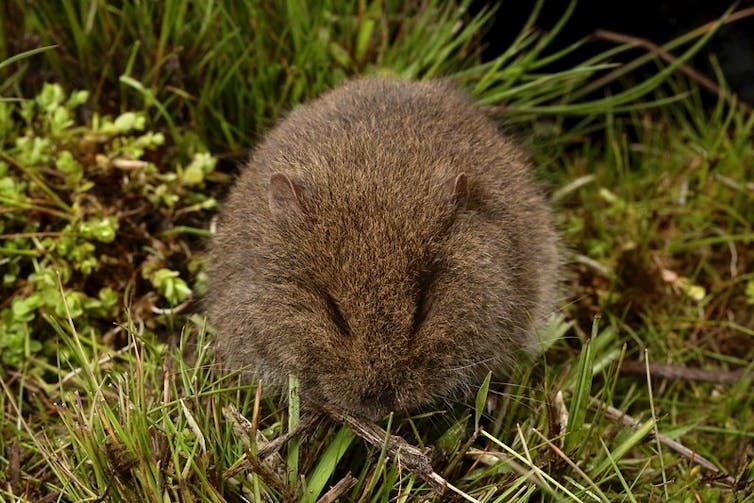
[[113, 112, 144, 132], [329, 42, 352, 68], [50, 106, 73, 134], [746, 280, 754, 305], [565, 316, 597, 453], [56, 150, 84, 185], [355, 18, 375, 61], [150, 268, 192, 305], [475, 371, 492, 432], [100, 112, 146, 135], [36, 83, 65, 111], [300, 426, 354, 503], [593, 417, 655, 477], [181, 153, 216, 186], [99, 287, 118, 310], [55, 290, 85, 319], [11, 294, 43, 323], [79, 217, 118, 243], [435, 414, 469, 455], [66, 90, 90, 108]]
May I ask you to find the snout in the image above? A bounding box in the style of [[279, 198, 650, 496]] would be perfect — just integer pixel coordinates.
[[320, 382, 404, 420], [357, 387, 400, 419], [312, 355, 437, 419]]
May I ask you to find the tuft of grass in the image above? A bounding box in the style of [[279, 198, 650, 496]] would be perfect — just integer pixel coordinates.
[[2, 0, 731, 154], [3, 0, 507, 152]]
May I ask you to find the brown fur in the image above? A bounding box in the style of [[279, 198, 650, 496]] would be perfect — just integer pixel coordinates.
[[208, 77, 559, 419]]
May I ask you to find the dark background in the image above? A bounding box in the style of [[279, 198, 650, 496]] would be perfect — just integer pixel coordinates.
[[472, 0, 754, 104]]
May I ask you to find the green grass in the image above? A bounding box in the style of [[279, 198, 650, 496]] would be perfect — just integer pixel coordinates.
[[2, 0, 754, 501], [1, 0, 543, 152], [2, 0, 728, 152]]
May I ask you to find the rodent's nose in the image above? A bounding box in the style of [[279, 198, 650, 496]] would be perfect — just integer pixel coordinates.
[[361, 387, 395, 406], [360, 387, 397, 415]]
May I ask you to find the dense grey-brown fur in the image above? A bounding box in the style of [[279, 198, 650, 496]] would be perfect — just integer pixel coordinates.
[[208, 77, 559, 419]]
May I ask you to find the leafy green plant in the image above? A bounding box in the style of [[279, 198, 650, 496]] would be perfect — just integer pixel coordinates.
[[0, 82, 214, 369]]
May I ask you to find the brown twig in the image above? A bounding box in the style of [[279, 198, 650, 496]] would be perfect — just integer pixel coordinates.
[[223, 410, 322, 480], [714, 173, 754, 193], [8, 440, 22, 495], [594, 15, 754, 115], [316, 473, 358, 503], [590, 397, 737, 486], [258, 412, 323, 459], [619, 360, 747, 385], [325, 405, 447, 494], [237, 451, 291, 495]]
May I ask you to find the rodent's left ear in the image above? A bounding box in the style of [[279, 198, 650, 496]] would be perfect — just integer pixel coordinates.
[[445, 173, 469, 210], [269, 173, 306, 220]]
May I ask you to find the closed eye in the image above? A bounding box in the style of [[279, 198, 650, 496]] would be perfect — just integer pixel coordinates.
[[412, 270, 435, 333], [325, 293, 351, 337]]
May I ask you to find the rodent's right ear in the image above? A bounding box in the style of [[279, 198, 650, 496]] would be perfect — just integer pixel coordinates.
[[445, 173, 469, 210], [269, 173, 305, 220]]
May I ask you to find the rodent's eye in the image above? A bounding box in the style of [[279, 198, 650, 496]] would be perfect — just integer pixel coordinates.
[[412, 270, 435, 333], [324, 293, 352, 337]]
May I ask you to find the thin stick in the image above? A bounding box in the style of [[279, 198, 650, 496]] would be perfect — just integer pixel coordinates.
[[222, 412, 321, 479], [594, 24, 754, 114], [590, 397, 736, 486], [316, 473, 358, 503], [325, 405, 447, 494], [619, 360, 746, 385], [257, 413, 322, 460]]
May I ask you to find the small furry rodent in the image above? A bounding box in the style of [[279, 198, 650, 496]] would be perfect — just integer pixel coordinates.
[[208, 77, 559, 420]]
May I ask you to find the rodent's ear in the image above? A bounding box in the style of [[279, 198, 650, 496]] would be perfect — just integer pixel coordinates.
[[269, 173, 305, 220], [445, 173, 469, 210]]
